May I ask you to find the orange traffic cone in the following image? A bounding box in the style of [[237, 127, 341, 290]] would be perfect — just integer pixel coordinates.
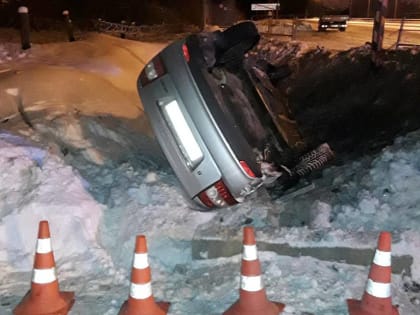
[[223, 226, 285, 315], [347, 231, 400, 315], [13, 220, 75, 315], [118, 235, 170, 315]]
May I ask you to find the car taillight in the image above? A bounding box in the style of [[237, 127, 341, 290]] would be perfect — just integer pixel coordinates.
[[182, 44, 190, 62], [139, 55, 166, 86], [239, 160, 256, 178], [198, 180, 238, 208]]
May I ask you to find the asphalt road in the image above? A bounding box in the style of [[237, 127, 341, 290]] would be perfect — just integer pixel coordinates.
[[295, 18, 420, 51]]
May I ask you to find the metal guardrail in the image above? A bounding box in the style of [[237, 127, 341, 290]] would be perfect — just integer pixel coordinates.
[[254, 18, 298, 39], [95, 19, 163, 36], [93, 19, 195, 40], [396, 17, 420, 48]]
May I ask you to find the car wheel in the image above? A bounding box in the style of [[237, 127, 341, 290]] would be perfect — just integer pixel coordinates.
[[339, 27, 346, 32], [214, 21, 260, 68]]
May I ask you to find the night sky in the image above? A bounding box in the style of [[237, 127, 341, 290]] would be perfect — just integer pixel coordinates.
[[0, 0, 418, 28], [0, 0, 314, 27]]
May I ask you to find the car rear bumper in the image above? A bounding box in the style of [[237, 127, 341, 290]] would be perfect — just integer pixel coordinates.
[[320, 23, 348, 28]]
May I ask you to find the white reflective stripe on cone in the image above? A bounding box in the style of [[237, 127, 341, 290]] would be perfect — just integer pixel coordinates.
[[365, 279, 391, 298], [36, 238, 52, 254], [133, 253, 149, 269], [32, 267, 57, 284], [241, 275, 263, 292], [373, 249, 391, 267], [242, 245, 258, 261], [130, 282, 153, 300]]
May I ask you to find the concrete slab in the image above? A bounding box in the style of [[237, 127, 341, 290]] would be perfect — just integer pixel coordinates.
[[192, 225, 413, 275]]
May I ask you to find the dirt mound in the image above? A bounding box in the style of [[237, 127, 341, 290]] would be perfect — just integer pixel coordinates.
[[252, 38, 420, 164], [290, 46, 420, 159]]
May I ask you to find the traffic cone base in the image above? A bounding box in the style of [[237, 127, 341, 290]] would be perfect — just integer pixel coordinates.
[[347, 232, 400, 315], [224, 300, 285, 315], [347, 298, 399, 315], [118, 235, 170, 315], [223, 227, 285, 315], [13, 290, 75, 315], [13, 221, 75, 315], [118, 299, 170, 315], [156, 302, 170, 313]]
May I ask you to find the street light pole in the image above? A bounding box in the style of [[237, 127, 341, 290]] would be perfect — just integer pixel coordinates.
[[349, 0, 353, 18], [394, 0, 398, 18]]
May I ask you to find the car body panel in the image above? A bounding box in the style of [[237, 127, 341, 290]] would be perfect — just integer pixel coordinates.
[[138, 39, 262, 203], [318, 15, 349, 31]]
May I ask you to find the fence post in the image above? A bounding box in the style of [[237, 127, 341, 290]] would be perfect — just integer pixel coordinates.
[[292, 17, 297, 40], [396, 17, 405, 48], [371, 0, 389, 51], [268, 11, 273, 34], [62, 10, 75, 42], [120, 20, 127, 38], [18, 6, 31, 50]]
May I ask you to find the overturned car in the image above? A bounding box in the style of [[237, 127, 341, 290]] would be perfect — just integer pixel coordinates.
[[137, 21, 420, 209]]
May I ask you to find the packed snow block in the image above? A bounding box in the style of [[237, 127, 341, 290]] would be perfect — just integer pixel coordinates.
[[0, 68, 14, 78], [191, 227, 413, 275], [0, 87, 19, 121]]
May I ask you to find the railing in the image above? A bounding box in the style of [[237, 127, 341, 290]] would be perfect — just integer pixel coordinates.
[[93, 18, 197, 40], [395, 15, 420, 48], [253, 18, 298, 40]]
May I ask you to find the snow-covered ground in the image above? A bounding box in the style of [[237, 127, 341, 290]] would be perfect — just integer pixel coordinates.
[[0, 30, 419, 314]]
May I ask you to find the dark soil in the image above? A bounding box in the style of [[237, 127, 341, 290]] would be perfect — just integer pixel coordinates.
[[251, 38, 420, 165]]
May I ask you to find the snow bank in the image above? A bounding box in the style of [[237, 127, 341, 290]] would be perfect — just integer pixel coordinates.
[[0, 43, 29, 64], [0, 131, 110, 273]]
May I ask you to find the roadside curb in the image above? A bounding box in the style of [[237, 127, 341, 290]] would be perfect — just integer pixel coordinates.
[[192, 227, 413, 275]]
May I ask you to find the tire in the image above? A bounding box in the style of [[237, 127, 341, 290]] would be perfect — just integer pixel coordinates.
[[214, 21, 260, 68], [339, 27, 346, 32]]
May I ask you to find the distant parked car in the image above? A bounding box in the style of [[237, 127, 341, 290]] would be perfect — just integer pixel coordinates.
[[318, 14, 349, 32]]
